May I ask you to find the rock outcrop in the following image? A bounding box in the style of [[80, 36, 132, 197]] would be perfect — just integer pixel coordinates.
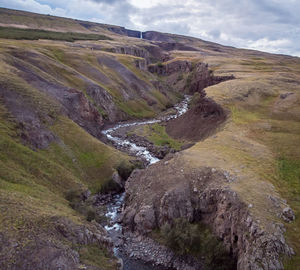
[[142, 31, 177, 43], [0, 217, 114, 270], [107, 26, 141, 38], [148, 60, 234, 94], [148, 60, 193, 76], [122, 161, 294, 270]]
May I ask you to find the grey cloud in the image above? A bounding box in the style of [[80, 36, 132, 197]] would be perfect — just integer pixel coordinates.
[[2, 0, 300, 56], [130, 0, 300, 56]]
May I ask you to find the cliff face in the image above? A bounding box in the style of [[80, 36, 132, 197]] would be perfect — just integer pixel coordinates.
[[122, 159, 294, 270]]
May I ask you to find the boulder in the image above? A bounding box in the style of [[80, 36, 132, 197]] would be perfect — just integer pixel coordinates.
[[282, 207, 295, 223]]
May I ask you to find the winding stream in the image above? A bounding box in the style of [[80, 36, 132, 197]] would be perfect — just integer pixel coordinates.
[[101, 96, 191, 269]]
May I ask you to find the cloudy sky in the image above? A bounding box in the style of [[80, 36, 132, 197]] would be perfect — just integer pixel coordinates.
[[1, 0, 299, 56]]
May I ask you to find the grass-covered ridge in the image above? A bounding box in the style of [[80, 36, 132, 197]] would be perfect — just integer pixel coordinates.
[[0, 26, 112, 42]]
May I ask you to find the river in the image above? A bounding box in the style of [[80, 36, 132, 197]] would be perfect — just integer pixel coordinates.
[[101, 95, 191, 270]]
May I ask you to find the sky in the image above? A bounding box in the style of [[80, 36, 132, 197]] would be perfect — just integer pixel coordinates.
[[0, 0, 299, 56]]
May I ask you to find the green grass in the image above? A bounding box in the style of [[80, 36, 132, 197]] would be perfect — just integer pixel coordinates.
[[0, 26, 112, 42], [151, 89, 173, 108], [147, 123, 184, 150], [227, 96, 300, 269], [0, 113, 80, 231], [117, 99, 156, 118], [48, 117, 130, 193], [240, 60, 271, 70], [229, 105, 260, 124], [278, 157, 300, 198], [277, 157, 300, 269]]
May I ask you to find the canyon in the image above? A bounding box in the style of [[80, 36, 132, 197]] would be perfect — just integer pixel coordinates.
[[0, 7, 299, 270]]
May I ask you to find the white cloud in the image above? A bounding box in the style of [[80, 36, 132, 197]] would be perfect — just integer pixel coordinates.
[[248, 38, 291, 51]]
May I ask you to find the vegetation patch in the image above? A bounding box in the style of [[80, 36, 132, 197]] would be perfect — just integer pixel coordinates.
[[153, 218, 236, 270], [117, 99, 156, 119], [229, 105, 260, 124], [277, 157, 300, 269], [0, 26, 112, 42], [49, 117, 130, 193], [147, 123, 184, 150], [116, 160, 138, 180]]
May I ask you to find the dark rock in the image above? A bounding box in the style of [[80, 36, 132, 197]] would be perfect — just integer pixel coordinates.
[[112, 171, 125, 189], [107, 26, 141, 38], [142, 31, 176, 43], [166, 97, 227, 142], [122, 207, 137, 231], [282, 207, 295, 223], [159, 185, 194, 226], [280, 92, 294, 99]]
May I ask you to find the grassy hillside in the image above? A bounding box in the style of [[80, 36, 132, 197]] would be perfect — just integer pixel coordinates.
[[0, 7, 299, 270], [0, 100, 130, 268], [0, 15, 181, 268]]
